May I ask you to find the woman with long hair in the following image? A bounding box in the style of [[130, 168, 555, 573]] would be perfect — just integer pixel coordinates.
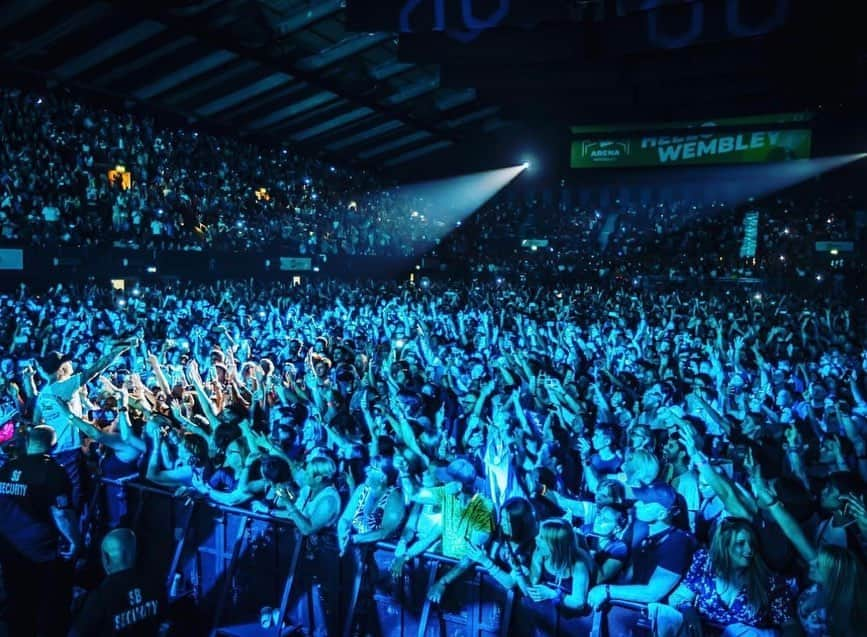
[[465, 497, 538, 591], [799, 544, 867, 637], [747, 472, 867, 637], [665, 517, 796, 634], [510, 518, 594, 636]]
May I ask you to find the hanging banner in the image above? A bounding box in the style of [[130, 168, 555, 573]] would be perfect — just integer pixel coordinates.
[[570, 129, 812, 168]]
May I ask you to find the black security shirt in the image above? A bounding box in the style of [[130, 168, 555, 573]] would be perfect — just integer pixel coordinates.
[[71, 569, 165, 637], [0, 453, 71, 562]]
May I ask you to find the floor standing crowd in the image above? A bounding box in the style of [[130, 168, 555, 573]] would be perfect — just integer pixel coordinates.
[[0, 276, 865, 636]]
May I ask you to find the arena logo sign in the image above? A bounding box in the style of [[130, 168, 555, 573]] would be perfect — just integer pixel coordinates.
[[641, 131, 781, 163], [582, 140, 631, 163]]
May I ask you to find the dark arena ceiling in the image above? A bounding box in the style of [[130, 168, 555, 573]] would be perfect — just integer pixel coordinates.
[[0, 0, 864, 175]]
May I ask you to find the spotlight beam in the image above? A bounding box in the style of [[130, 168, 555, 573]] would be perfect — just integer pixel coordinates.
[[390, 165, 527, 256]]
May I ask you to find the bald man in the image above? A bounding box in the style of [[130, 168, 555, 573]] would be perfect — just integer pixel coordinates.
[[70, 529, 166, 636]]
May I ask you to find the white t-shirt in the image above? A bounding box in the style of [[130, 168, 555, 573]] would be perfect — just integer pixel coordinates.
[[35, 373, 84, 452]]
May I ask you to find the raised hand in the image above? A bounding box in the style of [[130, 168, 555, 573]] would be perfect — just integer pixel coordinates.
[[748, 472, 778, 509]]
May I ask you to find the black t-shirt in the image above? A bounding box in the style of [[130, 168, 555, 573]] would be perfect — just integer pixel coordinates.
[[0, 453, 72, 562], [71, 569, 165, 637], [628, 524, 696, 585]]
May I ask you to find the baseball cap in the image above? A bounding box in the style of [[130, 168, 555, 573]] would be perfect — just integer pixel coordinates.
[[39, 351, 72, 376], [632, 482, 678, 510], [435, 458, 478, 489]]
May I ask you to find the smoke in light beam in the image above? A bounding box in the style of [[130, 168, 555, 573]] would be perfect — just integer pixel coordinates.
[[702, 154, 867, 206], [620, 154, 867, 237], [394, 164, 527, 253]]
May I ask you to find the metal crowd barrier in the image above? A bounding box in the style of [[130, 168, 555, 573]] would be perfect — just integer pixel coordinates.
[[96, 478, 591, 637]]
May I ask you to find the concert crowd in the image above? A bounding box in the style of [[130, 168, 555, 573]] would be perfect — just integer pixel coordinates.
[[1, 272, 866, 636]]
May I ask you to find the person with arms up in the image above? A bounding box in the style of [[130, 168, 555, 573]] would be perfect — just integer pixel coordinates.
[[70, 528, 166, 636], [391, 458, 494, 605], [0, 425, 80, 637], [33, 340, 134, 507]]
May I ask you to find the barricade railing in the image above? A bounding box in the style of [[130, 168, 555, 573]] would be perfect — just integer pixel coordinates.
[[98, 478, 587, 637]]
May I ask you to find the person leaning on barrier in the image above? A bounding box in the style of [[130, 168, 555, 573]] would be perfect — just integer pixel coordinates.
[[658, 517, 798, 637], [0, 424, 80, 637], [260, 453, 342, 637], [391, 458, 494, 604], [464, 496, 537, 592], [338, 459, 405, 555], [527, 518, 594, 611], [586, 482, 697, 635], [70, 528, 166, 637]]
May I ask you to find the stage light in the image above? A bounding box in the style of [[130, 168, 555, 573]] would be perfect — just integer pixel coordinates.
[[522, 161, 530, 169]]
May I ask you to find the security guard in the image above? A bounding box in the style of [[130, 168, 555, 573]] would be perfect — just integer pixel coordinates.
[[70, 528, 166, 636], [0, 425, 80, 636]]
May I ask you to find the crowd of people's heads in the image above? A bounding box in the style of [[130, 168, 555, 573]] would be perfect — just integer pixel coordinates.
[[1, 273, 866, 635], [437, 193, 863, 284], [3, 80, 867, 635], [3, 86, 863, 286], [0, 87, 444, 255]]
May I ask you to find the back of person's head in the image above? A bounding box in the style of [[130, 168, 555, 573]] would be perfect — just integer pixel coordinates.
[[101, 528, 137, 575], [624, 449, 661, 487], [183, 432, 210, 467], [261, 455, 291, 484], [501, 497, 538, 545], [213, 422, 242, 453], [538, 518, 580, 573], [818, 544, 867, 637], [376, 435, 395, 458], [379, 462, 400, 488], [534, 466, 560, 494], [825, 471, 861, 499], [26, 425, 56, 454], [773, 476, 813, 523]]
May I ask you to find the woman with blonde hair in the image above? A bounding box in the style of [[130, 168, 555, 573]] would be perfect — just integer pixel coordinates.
[[514, 518, 594, 635]]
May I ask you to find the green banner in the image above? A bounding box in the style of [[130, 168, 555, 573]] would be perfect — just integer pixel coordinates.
[[570, 129, 812, 168]]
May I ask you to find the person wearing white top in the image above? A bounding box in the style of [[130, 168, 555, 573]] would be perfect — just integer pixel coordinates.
[[32, 341, 134, 508]]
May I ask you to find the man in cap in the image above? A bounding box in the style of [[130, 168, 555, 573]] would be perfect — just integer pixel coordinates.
[[33, 339, 134, 507], [587, 482, 696, 634], [391, 458, 493, 604], [0, 424, 80, 636], [70, 528, 165, 636]]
